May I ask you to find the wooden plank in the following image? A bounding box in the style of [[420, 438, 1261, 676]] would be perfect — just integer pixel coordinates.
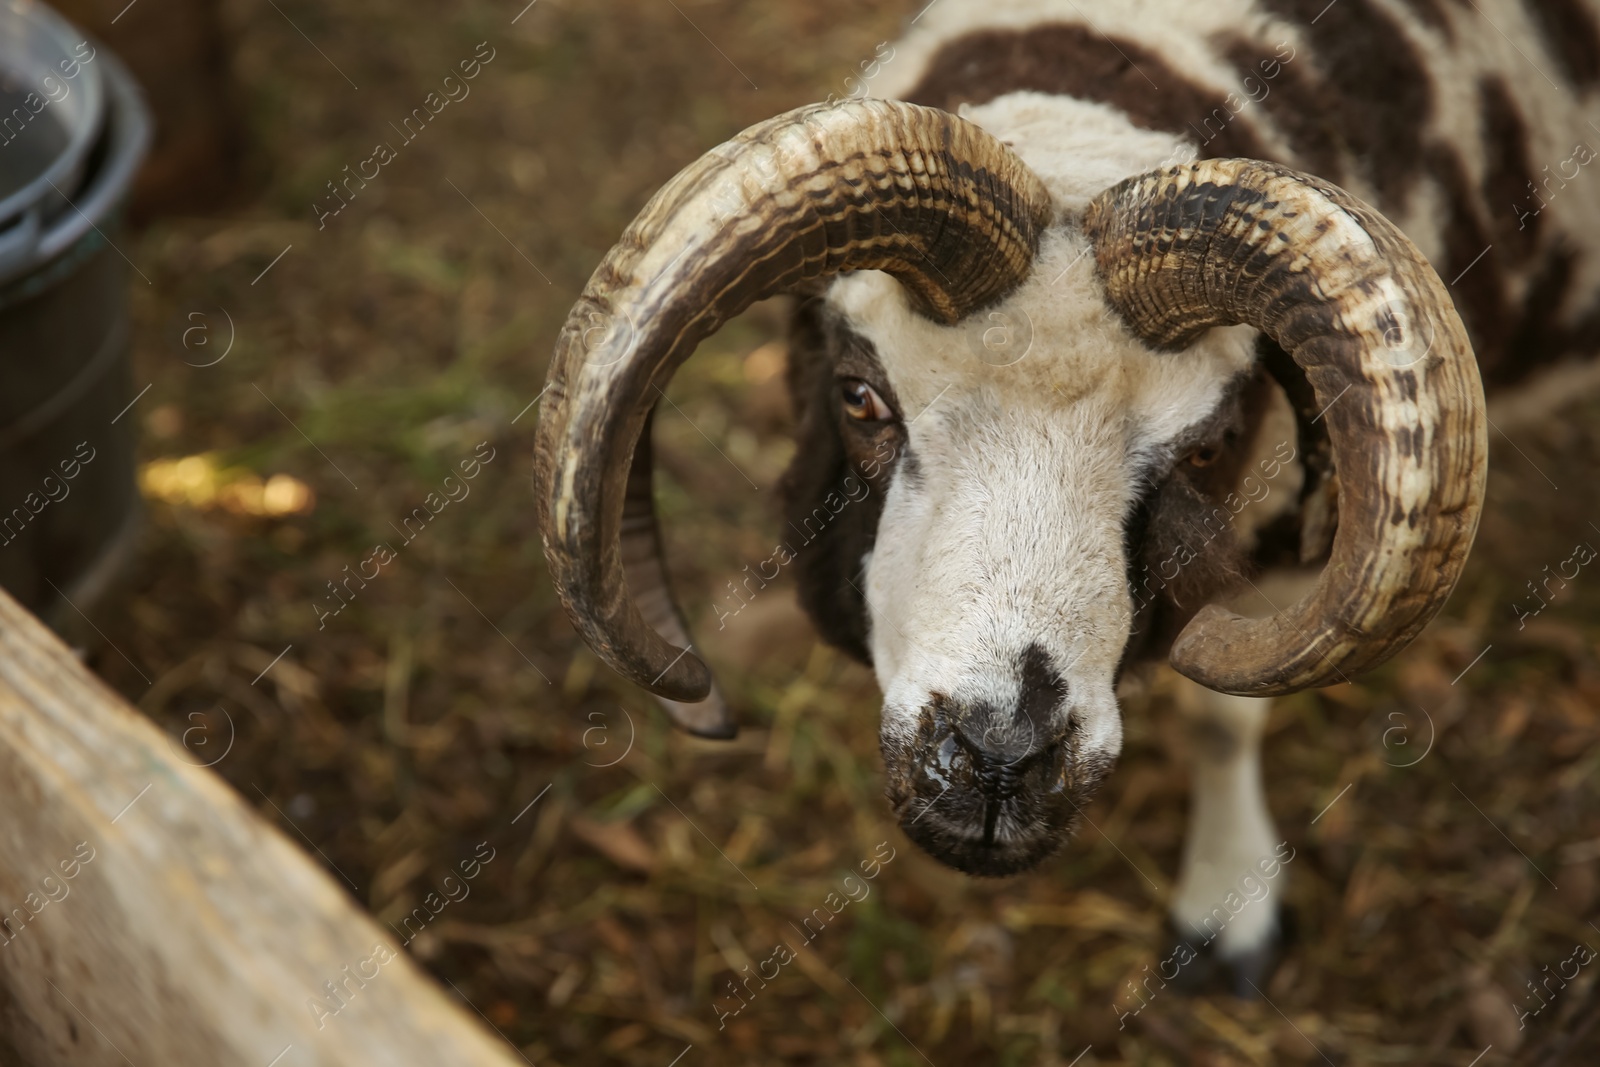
[[0, 587, 524, 1067]]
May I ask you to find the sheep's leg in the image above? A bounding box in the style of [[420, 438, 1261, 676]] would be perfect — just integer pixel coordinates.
[[1165, 677, 1287, 995]]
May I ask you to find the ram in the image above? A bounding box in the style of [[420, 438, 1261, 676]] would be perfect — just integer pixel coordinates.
[[535, 0, 1600, 989]]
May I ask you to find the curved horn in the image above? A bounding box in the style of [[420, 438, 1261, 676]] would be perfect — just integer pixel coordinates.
[[1083, 159, 1487, 696], [535, 100, 1055, 727]]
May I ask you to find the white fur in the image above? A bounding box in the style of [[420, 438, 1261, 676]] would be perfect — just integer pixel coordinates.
[[826, 95, 1257, 774], [1167, 678, 1281, 958], [1165, 570, 1320, 958]]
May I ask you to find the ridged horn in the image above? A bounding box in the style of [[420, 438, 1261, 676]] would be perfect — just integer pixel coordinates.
[[1083, 159, 1488, 695], [535, 99, 1055, 733]]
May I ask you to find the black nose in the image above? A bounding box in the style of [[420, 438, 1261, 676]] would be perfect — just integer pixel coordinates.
[[879, 644, 1085, 876], [946, 642, 1069, 798], [939, 724, 1065, 846], [891, 711, 1079, 876], [950, 718, 1048, 801]]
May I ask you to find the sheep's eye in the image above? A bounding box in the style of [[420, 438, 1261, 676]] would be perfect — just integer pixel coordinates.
[[839, 378, 894, 422], [1188, 446, 1221, 468]]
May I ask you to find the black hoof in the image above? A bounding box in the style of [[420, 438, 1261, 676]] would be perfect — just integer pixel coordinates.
[[1160, 904, 1296, 998]]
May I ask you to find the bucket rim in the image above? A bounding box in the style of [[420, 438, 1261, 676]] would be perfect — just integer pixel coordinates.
[[0, 0, 108, 226], [0, 46, 147, 289]]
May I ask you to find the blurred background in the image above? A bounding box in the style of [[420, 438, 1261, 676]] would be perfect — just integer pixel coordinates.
[[18, 0, 1600, 1063]]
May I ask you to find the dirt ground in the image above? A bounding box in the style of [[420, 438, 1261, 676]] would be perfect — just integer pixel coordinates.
[[77, 0, 1600, 1063]]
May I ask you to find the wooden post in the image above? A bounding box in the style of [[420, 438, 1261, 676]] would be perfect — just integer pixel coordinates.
[[0, 587, 524, 1067]]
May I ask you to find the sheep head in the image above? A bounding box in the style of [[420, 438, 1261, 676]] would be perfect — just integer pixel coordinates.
[[535, 100, 1487, 876]]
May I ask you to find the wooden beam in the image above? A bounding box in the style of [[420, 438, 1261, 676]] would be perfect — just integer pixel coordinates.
[[0, 587, 525, 1067]]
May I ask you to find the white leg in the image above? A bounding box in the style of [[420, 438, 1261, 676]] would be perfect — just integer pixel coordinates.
[[1168, 676, 1282, 965]]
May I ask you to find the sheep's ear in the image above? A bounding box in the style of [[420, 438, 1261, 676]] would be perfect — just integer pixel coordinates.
[[781, 291, 834, 418], [777, 302, 882, 665], [1127, 368, 1266, 650]]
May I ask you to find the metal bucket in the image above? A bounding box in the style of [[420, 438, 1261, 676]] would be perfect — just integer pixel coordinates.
[[0, 0, 151, 626]]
